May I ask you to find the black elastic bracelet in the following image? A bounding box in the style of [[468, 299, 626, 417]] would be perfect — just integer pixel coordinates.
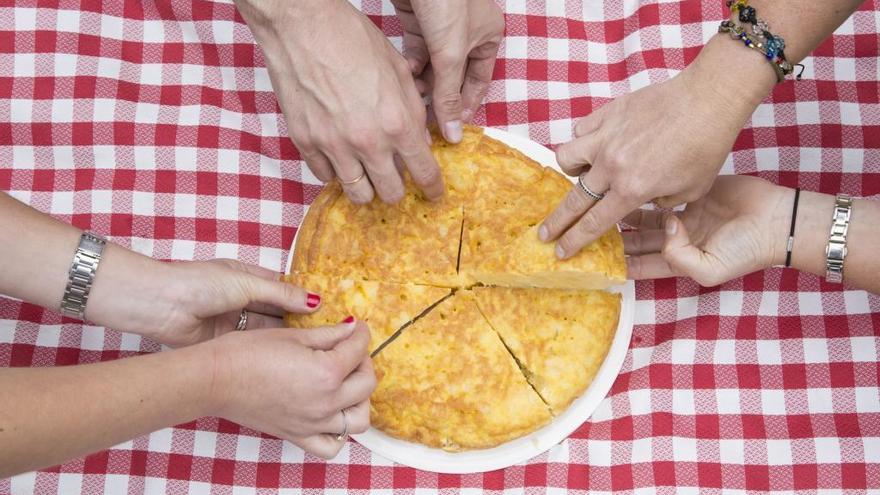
[[784, 188, 801, 267]]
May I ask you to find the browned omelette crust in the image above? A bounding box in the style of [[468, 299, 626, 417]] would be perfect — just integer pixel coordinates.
[[284, 272, 450, 353], [370, 291, 552, 451], [473, 287, 621, 413], [292, 184, 342, 273]]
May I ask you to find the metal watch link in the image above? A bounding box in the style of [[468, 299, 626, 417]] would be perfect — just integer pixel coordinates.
[[824, 194, 852, 284], [60, 232, 107, 320]]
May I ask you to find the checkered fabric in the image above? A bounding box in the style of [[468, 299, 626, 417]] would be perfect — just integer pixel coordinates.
[[2, 0, 879, 493]]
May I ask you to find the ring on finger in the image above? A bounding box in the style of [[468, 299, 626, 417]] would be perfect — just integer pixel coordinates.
[[235, 310, 248, 332], [338, 171, 366, 186], [335, 409, 349, 442], [578, 174, 607, 201]]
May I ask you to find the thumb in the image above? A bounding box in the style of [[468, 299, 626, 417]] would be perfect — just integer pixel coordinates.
[[293, 319, 358, 351], [661, 215, 717, 286], [430, 59, 465, 143]]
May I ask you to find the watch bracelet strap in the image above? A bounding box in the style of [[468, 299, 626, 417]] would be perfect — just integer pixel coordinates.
[[825, 193, 852, 284], [60, 232, 106, 320]]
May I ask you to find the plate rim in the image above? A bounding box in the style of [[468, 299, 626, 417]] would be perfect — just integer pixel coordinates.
[[285, 126, 635, 473]]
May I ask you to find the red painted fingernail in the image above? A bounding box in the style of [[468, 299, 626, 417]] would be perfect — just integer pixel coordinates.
[[306, 293, 321, 309], [342, 316, 355, 324]]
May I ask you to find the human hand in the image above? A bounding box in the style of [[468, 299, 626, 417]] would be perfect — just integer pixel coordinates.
[[391, 0, 504, 142], [207, 320, 375, 459], [123, 259, 321, 348], [235, 0, 442, 204], [538, 36, 775, 259], [623, 175, 793, 286]]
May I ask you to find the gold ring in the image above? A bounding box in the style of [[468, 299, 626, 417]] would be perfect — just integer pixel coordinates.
[[338, 172, 366, 186], [235, 310, 248, 331], [335, 409, 349, 442]]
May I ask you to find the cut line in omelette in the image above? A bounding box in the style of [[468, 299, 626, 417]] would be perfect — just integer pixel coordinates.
[[370, 290, 552, 451], [283, 272, 451, 354], [473, 287, 621, 413]]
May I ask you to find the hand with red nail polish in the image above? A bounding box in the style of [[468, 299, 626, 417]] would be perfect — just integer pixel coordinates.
[[210, 319, 375, 460], [136, 259, 322, 348]]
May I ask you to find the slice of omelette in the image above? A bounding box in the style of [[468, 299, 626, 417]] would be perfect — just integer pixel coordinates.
[[298, 183, 464, 287], [370, 290, 552, 450], [459, 152, 625, 289], [471, 224, 626, 290], [283, 272, 450, 354], [473, 287, 621, 413]]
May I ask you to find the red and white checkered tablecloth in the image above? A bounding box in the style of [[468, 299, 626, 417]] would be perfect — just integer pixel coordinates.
[[1, 0, 879, 492]]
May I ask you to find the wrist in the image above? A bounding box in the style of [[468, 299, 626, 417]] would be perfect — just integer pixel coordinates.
[[199, 333, 244, 418], [684, 33, 776, 120], [85, 246, 188, 338], [789, 191, 837, 277]]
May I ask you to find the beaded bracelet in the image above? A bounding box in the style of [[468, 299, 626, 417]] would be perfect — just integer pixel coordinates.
[[720, 0, 804, 82]]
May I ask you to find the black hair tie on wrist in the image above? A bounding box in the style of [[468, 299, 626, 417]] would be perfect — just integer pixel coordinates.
[[785, 188, 801, 267]]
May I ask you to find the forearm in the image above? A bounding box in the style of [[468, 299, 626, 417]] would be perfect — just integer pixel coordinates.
[[0, 192, 183, 335], [685, 0, 866, 124], [0, 342, 215, 477], [786, 191, 880, 294]]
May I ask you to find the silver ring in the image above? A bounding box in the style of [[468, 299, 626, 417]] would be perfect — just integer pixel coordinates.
[[235, 310, 248, 332], [578, 175, 606, 201], [335, 409, 349, 442], [338, 171, 366, 186]]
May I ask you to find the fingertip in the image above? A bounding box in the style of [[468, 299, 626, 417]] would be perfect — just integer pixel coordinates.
[[443, 120, 463, 144], [306, 292, 321, 310], [555, 243, 566, 260], [538, 224, 550, 242]]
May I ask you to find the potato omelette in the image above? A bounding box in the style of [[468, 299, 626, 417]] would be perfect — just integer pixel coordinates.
[[287, 125, 625, 450]]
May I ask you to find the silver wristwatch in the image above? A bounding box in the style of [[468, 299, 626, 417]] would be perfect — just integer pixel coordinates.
[[60, 232, 107, 320], [825, 194, 853, 284]]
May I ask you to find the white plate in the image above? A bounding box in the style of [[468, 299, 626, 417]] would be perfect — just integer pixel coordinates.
[[286, 127, 635, 474]]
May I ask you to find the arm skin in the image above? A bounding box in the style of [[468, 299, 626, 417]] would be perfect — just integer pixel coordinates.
[[784, 191, 880, 293], [541, 0, 868, 259], [0, 343, 214, 478], [0, 191, 178, 336], [0, 191, 375, 473], [625, 176, 880, 294]]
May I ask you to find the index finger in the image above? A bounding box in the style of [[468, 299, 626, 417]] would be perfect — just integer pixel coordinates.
[[556, 190, 635, 259], [324, 320, 371, 375], [396, 135, 444, 201]]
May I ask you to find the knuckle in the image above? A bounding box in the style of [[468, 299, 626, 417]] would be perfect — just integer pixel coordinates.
[[380, 112, 410, 139], [348, 410, 370, 434], [574, 213, 603, 238], [348, 129, 381, 153], [432, 48, 464, 69], [554, 146, 573, 167], [436, 92, 463, 114], [316, 362, 342, 390], [409, 163, 441, 187], [563, 190, 588, 213]]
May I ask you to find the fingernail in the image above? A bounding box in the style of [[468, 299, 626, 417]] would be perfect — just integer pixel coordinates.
[[555, 244, 566, 260], [538, 225, 549, 242], [342, 316, 355, 324], [306, 293, 321, 309], [444, 120, 463, 144], [666, 217, 677, 235]]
